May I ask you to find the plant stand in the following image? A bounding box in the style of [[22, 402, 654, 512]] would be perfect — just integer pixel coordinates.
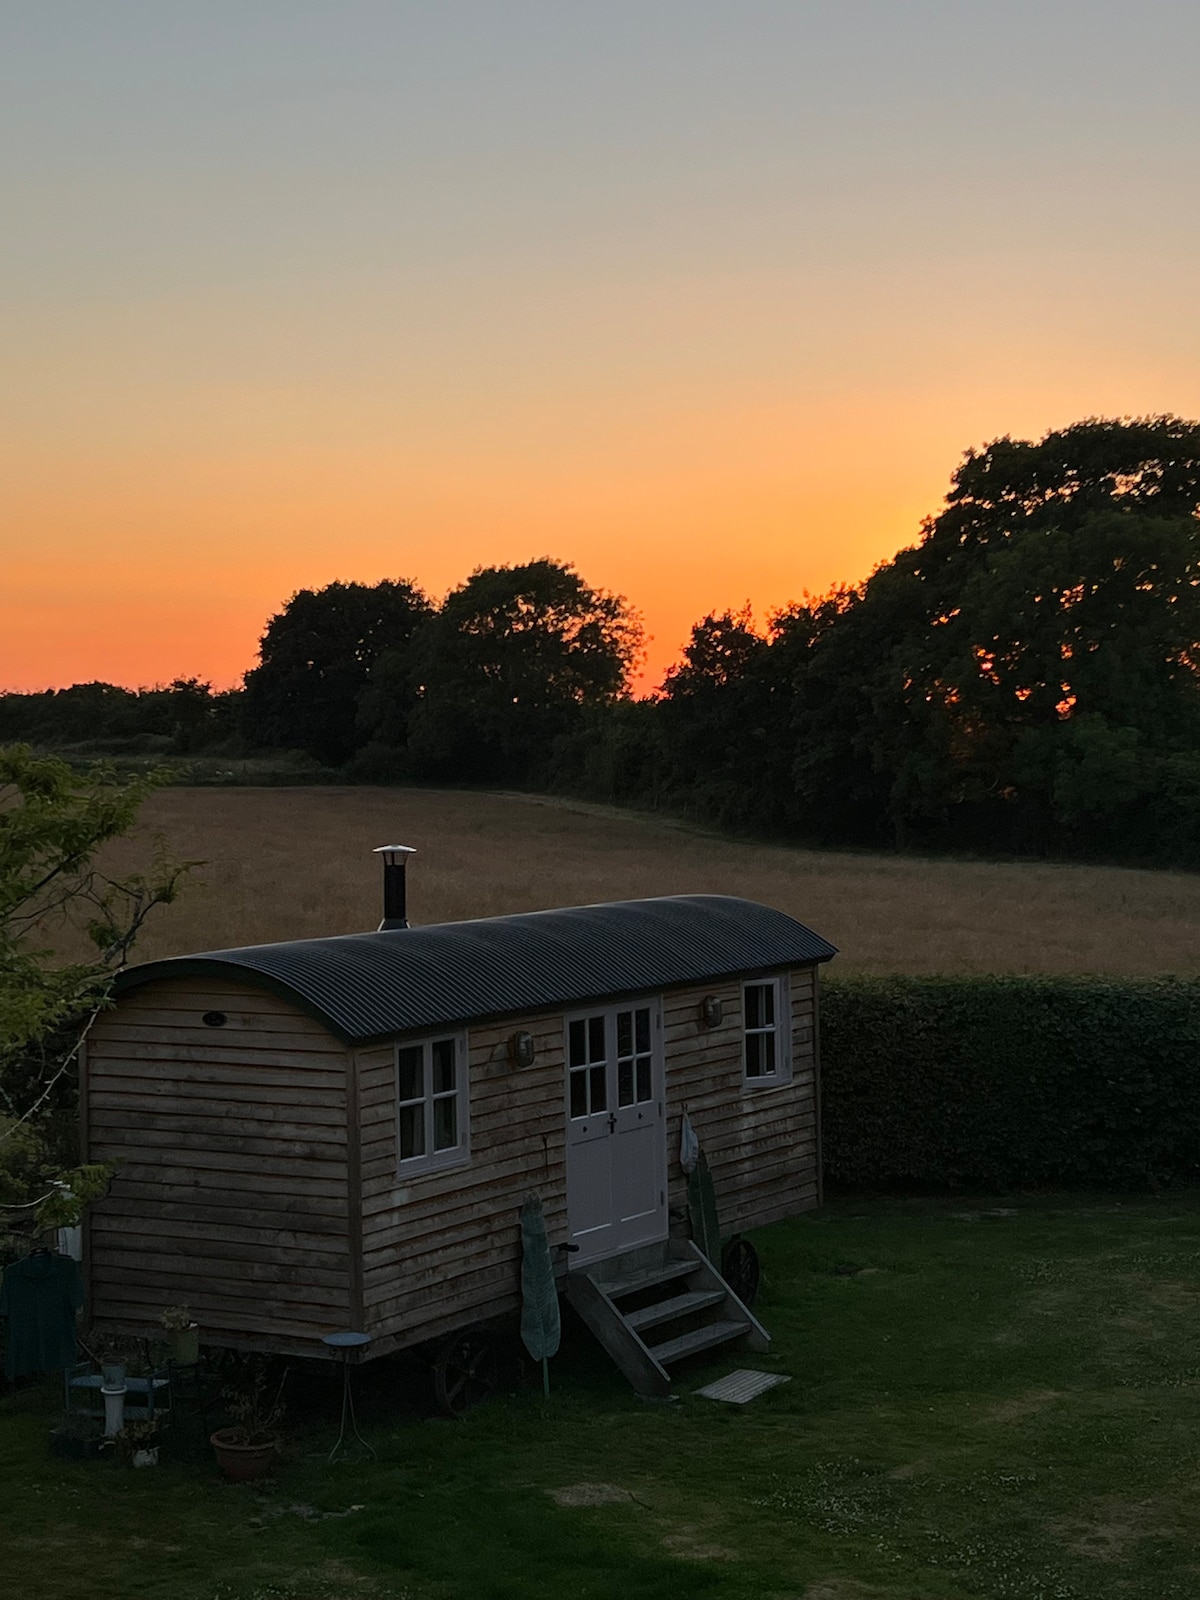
[[65, 1363, 172, 1426], [322, 1331, 376, 1464], [101, 1383, 127, 1436]]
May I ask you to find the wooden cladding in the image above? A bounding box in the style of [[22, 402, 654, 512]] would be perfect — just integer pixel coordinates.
[[84, 977, 352, 1350], [84, 964, 821, 1360], [662, 970, 819, 1234], [356, 968, 819, 1357]]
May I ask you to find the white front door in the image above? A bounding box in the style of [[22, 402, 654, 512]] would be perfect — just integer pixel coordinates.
[[565, 1000, 667, 1266]]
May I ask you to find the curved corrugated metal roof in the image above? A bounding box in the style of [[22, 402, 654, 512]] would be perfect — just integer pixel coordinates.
[[115, 894, 836, 1043]]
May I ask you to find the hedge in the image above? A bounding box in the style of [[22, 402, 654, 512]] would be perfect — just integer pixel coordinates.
[[820, 975, 1200, 1190]]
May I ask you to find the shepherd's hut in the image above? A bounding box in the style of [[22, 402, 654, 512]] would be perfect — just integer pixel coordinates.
[[81, 848, 836, 1399]]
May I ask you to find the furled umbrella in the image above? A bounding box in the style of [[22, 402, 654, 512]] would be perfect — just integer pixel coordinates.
[[519, 1192, 561, 1396]]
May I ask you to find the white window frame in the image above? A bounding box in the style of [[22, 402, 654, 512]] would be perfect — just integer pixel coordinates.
[[742, 974, 792, 1087], [564, 998, 663, 1123], [394, 1030, 470, 1176]]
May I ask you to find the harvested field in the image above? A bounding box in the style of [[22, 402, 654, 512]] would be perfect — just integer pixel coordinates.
[[77, 785, 1200, 974]]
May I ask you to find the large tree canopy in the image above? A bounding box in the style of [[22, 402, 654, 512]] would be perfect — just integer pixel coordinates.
[[242, 579, 433, 765], [570, 416, 1200, 862], [407, 559, 643, 782], [791, 416, 1200, 851]]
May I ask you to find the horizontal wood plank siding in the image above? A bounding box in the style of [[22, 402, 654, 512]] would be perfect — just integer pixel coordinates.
[[88, 960, 822, 1360], [84, 977, 351, 1351], [662, 968, 820, 1236], [359, 1010, 568, 1350], [360, 966, 821, 1353]]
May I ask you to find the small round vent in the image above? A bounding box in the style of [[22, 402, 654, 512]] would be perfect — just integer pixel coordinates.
[[202, 1011, 228, 1028]]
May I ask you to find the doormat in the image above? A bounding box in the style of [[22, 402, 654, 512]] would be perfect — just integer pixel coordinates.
[[695, 1369, 792, 1404]]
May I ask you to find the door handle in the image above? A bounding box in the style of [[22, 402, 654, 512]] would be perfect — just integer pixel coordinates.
[[607, 1113, 617, 1133]]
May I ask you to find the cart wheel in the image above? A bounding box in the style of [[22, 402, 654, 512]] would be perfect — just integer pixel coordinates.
[[431, 1329, 499, 1418], [720, 1238, 762, 1307]]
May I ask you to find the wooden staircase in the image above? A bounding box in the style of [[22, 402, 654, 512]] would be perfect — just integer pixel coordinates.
[[564, 1238, 769, 1398]]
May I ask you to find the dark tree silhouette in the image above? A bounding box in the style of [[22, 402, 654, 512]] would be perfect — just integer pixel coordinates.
[[790, 415, 1200, 852], [242, 579, 433, 765], [407, 559, 642, 783]]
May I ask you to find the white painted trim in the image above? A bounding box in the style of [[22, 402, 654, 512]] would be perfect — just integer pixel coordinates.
[[741, 973, 792, 1087], [394, 1029, 471, 1178]]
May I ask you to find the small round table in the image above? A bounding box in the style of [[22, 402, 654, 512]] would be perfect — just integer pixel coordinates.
[[321, 1331, 376, 1463]]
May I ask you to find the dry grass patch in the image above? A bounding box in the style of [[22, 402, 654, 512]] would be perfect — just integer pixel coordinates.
[[1054, 1498, 1173, 1563], [74, 785, 1200, 975], [986, 1389, 1062, 1424], [548, 1482, 634, 1507]]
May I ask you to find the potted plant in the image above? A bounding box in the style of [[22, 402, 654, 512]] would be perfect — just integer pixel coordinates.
[[91, 1330, 130, 1388], [116, 1416, 165, 1468], [159, 1304, 200, 1366], [210, 1360, 286, 1482]]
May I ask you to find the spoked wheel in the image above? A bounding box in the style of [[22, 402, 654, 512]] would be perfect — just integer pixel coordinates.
[[431, 1329, 499, 1418], [721, 1237, 762, 1307]]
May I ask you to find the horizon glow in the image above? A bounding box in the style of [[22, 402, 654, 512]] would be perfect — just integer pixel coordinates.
[[3, 3, 1198, 695]]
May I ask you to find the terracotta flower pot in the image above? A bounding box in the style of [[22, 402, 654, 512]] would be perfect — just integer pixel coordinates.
[[210, 1427, 281, 1482]]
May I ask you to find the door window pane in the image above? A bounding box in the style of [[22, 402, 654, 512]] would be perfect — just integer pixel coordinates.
[[617, 1011, 632, 1058], [570, 1069, 588, 1119], [618, 1059, 634, 1107], [588, 1015, 605, 1062], [568, 1019, 587, 1068], [635, 1009, 651, 1053], [589, 1064, 607, 1113], [636, 1057, 652, 1102]]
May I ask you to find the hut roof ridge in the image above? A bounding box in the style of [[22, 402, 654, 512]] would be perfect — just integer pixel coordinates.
[[115, 892, 837, 1042]]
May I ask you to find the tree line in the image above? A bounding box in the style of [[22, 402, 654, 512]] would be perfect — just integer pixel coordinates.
[[3, 415, 1199, 866]]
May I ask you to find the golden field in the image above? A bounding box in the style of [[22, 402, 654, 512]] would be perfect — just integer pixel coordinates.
[[78, 785, 1200, 976]]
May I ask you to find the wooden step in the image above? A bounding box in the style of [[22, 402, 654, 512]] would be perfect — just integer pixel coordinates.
[[602, 1259, 700, 1301], [625, 1288, 727, 1332], [563, 1271, 671, 1398], [648, 1319, 751, 1366], [567, 1240, 772, 1398]]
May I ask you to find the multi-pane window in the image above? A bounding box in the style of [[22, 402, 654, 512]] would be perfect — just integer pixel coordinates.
[[743, 977, 790, 1084], [616, 1007, 653, 1107], [396, 1034, 468, 1172], [568, 1004, 656, 1119], [568, 1014, 608, 1119]]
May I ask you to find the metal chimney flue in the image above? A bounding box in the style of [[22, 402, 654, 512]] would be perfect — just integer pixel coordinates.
[[374, 845, 416, 931]]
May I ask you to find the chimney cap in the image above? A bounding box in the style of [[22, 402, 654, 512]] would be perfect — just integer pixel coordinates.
[[374, 844, 417, 865]]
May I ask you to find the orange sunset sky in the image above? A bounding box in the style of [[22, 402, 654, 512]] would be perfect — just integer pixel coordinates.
[[3, 4, 1199, 694]]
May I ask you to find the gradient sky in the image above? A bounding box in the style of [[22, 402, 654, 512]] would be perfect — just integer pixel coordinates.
[[3, 2, 1199, 693]]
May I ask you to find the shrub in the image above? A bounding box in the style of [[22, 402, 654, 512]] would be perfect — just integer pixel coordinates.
[[820, 975, 1200, 1190]]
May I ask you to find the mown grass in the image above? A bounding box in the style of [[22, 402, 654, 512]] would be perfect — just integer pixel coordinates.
[[71, 785, 1200, 976], [7, 1196, 1200, 1599]]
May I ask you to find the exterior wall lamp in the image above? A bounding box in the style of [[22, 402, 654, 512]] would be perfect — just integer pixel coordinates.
[[508, 1030, 537, 1069]]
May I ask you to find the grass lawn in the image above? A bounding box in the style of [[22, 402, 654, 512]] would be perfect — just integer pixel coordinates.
[[6, 1195, 1200, 1600]]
